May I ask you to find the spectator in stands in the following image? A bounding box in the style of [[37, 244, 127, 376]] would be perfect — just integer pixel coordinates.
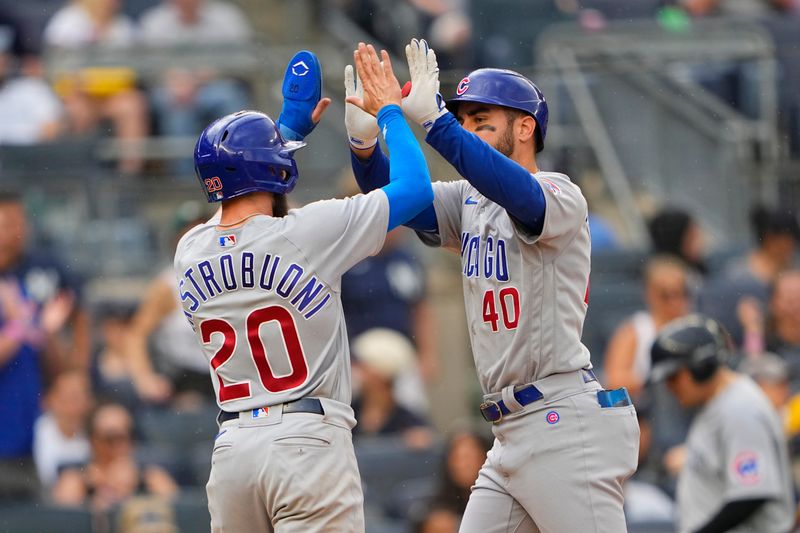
[[647, 207, 708, 279], [43, 0, 149, 174], [140, 0, 251, 167], [33, 369, 92, 488], [125, 206, 214, 407], [0, 192, 89, 499], [342, 226, 438, 414], [431, 429, 491, 517], [52, 402, 178, 511], [604, 256, 692, 398], [0, 25, 64, 145], [413, 503, 461, 533], [92, 301, 140, 408], [351, 328, 434, 447], [339, 0, 472, 69], [765, 270, 800, 383], [700, 204, 799, 345], [680, 0, 797, 17]]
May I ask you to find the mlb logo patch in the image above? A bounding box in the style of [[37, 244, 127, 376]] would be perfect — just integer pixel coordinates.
[[732, 451, 760, 485], [219, 234, 237, 247], [251, 407, 270, 419]]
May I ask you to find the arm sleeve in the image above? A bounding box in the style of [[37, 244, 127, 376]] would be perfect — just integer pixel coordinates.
[[285, 191, 390, 290], [425, 112, 545, 235], [721, 407, 785, 502], [374, 105, 433, 231], [351, 128, 438, 232], [692, 498, 768, 533]]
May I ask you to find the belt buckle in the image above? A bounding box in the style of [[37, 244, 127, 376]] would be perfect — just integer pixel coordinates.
[[479, 400, 503, 423]]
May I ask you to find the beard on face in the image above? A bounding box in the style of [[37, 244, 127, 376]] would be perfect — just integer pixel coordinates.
[[272, 194, 289, 218], [493, 117, 516, 157]]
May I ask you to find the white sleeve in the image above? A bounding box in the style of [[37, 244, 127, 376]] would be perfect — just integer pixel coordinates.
[[514, 173, 588, 246], [415, 180, 466, 253], [285, 189, 390, 289]]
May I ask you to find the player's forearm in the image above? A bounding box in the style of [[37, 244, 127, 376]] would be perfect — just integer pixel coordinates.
[[351, 140, 390, 192], [692, 498, 767, 533], [377, 105, 434, 230], [426, 113, 545, 234], [352, 126, 438, 232]]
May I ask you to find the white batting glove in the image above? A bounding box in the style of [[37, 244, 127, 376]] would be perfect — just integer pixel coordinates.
[[344, 64, 380, 149], [402, 38, 448, 131]]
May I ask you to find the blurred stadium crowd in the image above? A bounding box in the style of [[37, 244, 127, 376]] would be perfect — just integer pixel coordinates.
[[0, 0, 799, 532]]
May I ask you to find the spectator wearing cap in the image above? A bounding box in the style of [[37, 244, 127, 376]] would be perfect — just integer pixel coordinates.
[[699, 205, 800, 345], [351, 328, 434, 448]]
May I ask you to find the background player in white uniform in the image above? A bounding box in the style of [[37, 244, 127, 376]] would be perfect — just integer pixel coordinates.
[[350, 39, 639, 532], [651, 315, 794, 533], [175, 45, 433, 532]]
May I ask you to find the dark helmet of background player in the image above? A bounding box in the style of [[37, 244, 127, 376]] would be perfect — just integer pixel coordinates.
[[650, 314, 731, 383]]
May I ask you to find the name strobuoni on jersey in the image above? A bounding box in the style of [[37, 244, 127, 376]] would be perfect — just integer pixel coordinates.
[[418, 172, 591, 393], [173, 190, 389, 414]]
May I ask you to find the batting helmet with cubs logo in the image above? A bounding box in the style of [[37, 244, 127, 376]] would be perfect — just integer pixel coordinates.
[[447, 68, 549, 152], [194, 110, 306, 202]]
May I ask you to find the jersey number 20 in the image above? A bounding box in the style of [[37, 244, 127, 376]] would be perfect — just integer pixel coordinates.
[[200, 305, 308, 403]]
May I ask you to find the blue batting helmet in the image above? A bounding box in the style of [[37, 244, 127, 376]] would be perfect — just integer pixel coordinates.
[[194, 110, 306, 202], [447, 68, 549, 152]]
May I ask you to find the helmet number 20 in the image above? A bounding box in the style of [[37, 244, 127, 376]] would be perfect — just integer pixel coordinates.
[[200, 305, 309, 403], [204, 177, 223, 193], [482, 287, 520, 332]]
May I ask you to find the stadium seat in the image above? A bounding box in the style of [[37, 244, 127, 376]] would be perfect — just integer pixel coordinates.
[[173, 494, 212, 533], [383, 475, 438, 521], [137, 405, 219, 450], [356, 436, 444, 514], [0, 503, 94, 533], [590, 249, 648, 283]]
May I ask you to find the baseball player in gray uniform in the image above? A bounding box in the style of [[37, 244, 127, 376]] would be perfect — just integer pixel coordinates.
[[175, 45, 433, 532], [351, 39, 640, 532], [651, 314, 794, 533]]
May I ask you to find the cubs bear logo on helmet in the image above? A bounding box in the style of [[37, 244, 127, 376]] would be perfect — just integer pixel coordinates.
[[194, 110, 306, 203], [447, 68, 549, 153]]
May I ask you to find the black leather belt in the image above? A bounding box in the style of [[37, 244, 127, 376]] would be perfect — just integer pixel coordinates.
[[218, 398, 324, 424], [480, 369, 597, 423]]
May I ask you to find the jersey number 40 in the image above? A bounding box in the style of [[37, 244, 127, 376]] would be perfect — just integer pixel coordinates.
[[200, 305, 308, 403], [482, 287, 520, 332]]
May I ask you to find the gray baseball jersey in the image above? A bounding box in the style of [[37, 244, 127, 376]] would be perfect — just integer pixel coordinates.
[[174, 190, 389, 412], [418, 172, 591, 393], [677, 375, 794, 533]]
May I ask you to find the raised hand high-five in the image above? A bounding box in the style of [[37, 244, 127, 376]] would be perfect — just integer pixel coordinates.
[[344, 43, 402, 118], [344, 63, 380, 150], [402, 38, 447, 131]]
